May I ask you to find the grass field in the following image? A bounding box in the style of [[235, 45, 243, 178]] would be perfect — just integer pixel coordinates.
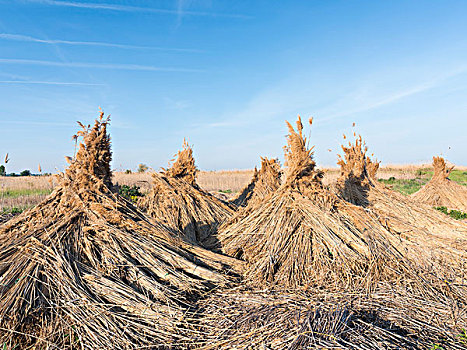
[[1, 165, 467, 215]]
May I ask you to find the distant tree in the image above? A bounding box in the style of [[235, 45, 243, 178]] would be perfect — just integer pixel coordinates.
[[0, 165, 5, 176], [125, 169, 132, 174], [137, 164, 148, 173], [20, 169, 31, 176]]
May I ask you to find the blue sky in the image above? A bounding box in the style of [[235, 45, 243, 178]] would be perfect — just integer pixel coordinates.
[[0, 0, 466, 173]]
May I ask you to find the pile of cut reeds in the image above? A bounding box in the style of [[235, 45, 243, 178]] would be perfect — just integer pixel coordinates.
[[411, 156, 467, 212], [0, 113, 241, 349], [335, 136, 467, 265], [218, 117, 435, 288], [205, 117, 467, 349], [138, 139, 235, 249]]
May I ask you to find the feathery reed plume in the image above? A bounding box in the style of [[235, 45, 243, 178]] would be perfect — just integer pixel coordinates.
[[138, 139, 235, 249], [0, 111, 241, 349], [411, 156, 467, 212], [4, 153, 9, 164]]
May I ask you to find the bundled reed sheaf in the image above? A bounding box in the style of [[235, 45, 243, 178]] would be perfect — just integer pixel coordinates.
[[411, 156, 467, 213], [232, 157, 281, 207], [335, 136, 467, 263], [218, 117, 438, 288], [0, 113, 241, 349], [138, 140, 234, 249]]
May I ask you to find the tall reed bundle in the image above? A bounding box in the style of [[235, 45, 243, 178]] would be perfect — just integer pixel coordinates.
[[0, 113, 240, 349], [411, 156, 467, 212], [138, 140, 235, 249], [218, 117, 438, 289], [335, 137, 467, 263], [232, 157, 282, 207]]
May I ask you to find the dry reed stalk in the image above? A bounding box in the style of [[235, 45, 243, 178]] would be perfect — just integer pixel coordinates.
[[411, 156, 467, 212], [138, 140, 235, 249], [335, 137, 467, 265], [0, 112, 241, 349], [231, 157, 282, 208]]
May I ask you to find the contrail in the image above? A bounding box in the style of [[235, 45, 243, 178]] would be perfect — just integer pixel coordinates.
[[0, 33, 203, 53], [0, 80, 103, 86], [23, 0, 252, 19], [0, 58, 204, 73]]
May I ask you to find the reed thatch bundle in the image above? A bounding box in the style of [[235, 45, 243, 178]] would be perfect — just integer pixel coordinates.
[[335, 137, 467, 263], [232, 157, 281, 207], [0, 113, 241, 349], [411, 156, 467, 212], [138, 140, 234, 249], [218, 117, 439, 289]]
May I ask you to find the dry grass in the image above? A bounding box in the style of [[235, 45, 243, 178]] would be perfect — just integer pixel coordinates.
[[0, 175, 56, 191], [3, 166, 459, 203]]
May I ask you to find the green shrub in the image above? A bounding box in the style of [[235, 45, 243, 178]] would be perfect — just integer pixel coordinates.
[[119, 185, 144, 203], [137, 164, 148, 173], [0, 165, 5, 176], [435, 206, 467, 220], [1, 207, 23, 214]]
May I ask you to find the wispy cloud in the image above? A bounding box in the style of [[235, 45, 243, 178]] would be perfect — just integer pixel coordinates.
[[23, 0, 251, 19], [0, 33, 203, 53], [0, 58, 204, 72], [0, 80, 103, 86], [316, 65, 467, 123], [316, 83, 436, 123], [164, 97, 191, 110]]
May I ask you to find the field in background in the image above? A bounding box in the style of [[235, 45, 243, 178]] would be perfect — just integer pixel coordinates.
[[2, 165, 467, 215]]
